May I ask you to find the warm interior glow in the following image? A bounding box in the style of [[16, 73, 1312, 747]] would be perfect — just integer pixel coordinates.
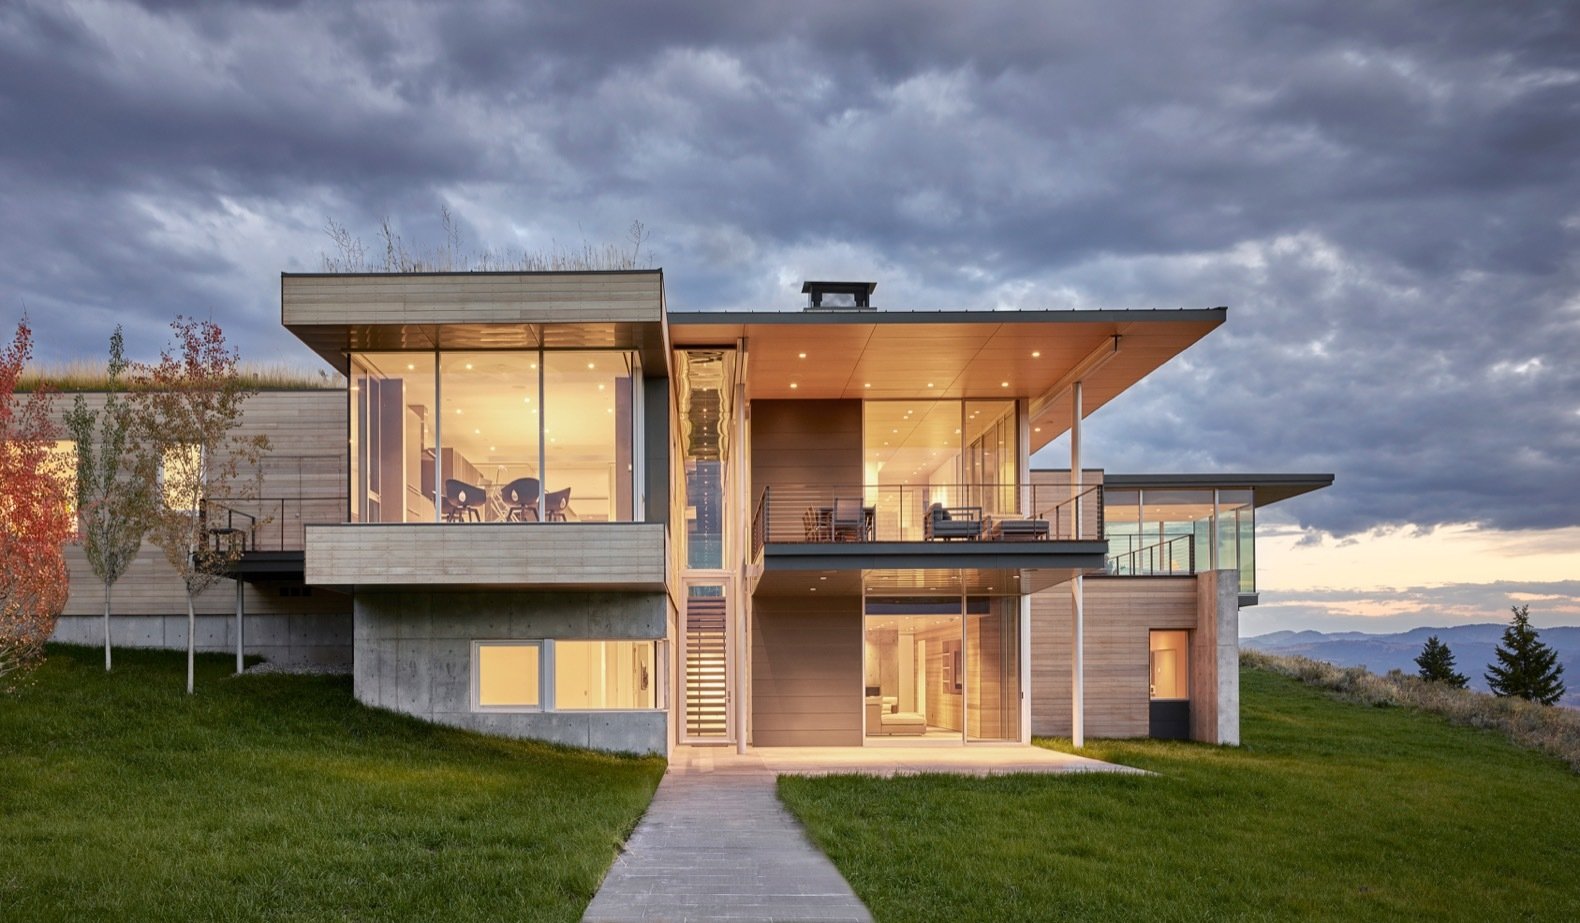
[[1149, 630, 1189, 699], [554, 641, 656, 709], [477, 644, 541, 707]]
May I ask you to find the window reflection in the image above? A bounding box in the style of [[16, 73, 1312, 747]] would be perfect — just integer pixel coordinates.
[[350, 353, 436, 523]]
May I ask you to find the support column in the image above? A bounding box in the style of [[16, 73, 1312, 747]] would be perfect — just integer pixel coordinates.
[[235, 579, 245, 674], [1070, 380, 1085, 749]]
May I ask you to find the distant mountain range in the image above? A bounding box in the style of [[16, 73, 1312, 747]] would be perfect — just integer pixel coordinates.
[[1242, 623, 1580, 708]]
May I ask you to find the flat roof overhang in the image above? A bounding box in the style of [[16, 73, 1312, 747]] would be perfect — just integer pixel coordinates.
[[281, 271, 669, 373], [757, 540, 1107, 595], [1099, 472, 1335, 507], [669, 308, 1224, 453]]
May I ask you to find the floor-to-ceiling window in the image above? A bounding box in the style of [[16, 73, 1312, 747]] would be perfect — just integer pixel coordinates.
[[862, 400, 1019, 540], [862, 595, 1020, 743], [349, 348, 639, 523]]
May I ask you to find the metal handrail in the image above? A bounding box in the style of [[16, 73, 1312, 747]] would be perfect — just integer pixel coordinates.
[[751, 482, 1105, 544], [202, 495, 350, 552], [1106, 533, 1195, 576]]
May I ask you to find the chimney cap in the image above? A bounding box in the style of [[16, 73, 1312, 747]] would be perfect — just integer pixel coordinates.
[[802, 281, 877, 310]]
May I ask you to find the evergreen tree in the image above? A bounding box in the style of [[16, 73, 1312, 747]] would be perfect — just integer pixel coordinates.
[[1485, 605, 1566, 705], [1414, 635, 1468, 688]]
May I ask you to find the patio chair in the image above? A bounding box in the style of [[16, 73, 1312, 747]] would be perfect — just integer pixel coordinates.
[[802, 506, 831, 541], [501, 477, 541, 521], [924, 503, 984, 541], [831, 497, 868, 541], [443, 478, 485, 522]]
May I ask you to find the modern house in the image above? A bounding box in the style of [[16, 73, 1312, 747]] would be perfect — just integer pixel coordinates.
[[51, 270, 1330, 754]]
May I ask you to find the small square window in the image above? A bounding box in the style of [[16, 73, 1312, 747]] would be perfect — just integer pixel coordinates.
[[474, 642, 542, 710]]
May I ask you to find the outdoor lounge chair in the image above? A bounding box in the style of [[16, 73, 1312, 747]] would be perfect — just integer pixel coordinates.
[[924, 503, 985, 540], [831, 497, 869, 541]]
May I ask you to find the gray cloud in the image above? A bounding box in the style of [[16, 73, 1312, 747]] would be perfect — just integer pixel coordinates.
[[2, 0, 1578, 536]]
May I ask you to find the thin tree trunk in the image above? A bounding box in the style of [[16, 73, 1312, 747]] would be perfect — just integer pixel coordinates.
[[103, 580, 113, 672], [186, 591, 196, 695]]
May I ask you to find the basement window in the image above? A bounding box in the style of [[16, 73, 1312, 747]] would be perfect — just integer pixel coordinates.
[[473, 642, 543, 710], [554, 641, 658, 710]]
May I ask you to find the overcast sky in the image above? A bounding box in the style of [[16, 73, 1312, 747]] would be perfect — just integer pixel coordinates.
[[3, 1, 1577, 630]]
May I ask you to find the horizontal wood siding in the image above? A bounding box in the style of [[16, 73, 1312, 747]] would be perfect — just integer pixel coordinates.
[[51, 390, 347, 617], [306, 523, 666, 589], [283, 272, 663, 326], [750, 399, 862, 514], [1030, 576, 1198, 737], [751, 594, 862, 746]]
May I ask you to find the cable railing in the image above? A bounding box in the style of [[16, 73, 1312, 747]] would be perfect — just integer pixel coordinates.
[[751, 482, 1104, 556], [203, 496, 349, 553], [1105, 533, 1195, 577]]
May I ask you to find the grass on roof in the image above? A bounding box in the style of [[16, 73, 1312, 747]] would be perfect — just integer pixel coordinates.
[[16, 360, 343, 392], [0, 645, 663, 922], [779, 665, 1580, 923]]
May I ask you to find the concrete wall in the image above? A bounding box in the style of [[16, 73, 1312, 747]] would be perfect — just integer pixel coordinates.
[[354, 589, 669, 754], [751, 594, 863, 746], [1190, 569, 1241, 745], [52, 612, 352, 668]]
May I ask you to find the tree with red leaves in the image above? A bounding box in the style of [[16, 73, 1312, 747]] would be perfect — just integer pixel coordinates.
[[131, 317, 269, 694], [0, 318, 73, 690]]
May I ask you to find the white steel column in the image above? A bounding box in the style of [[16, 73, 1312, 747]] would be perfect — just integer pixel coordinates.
[[1070, 380, 1085, 749], [1017, 397, 1033, 743], [735, 342, 750, 754], [235, 579, 244, 674]]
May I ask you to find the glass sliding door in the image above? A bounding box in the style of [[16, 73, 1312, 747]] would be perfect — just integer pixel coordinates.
[[863, 601, 962, 741], [965, 597, 1021, 742]]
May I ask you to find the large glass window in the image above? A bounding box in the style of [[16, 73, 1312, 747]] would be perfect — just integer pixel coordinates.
[[863, 596, 1019, 742], [350, 353, 437, 523], [475, 642, 542, 709], [862, 400, 1018, 540], [349, 349, 638, 523], [1102, 487, 1258, 593], [554, 641, 657, 710]]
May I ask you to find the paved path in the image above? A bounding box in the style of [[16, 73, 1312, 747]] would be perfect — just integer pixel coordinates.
[[582, 756, 873, 922], [583, 744, 1140, 921]]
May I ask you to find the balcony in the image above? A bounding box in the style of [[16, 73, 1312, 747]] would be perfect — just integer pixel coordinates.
[[750, 483, 1107, 594], [753, 482, 1103, 552]]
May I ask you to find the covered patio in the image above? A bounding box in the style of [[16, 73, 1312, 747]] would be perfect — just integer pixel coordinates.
[[668, 743, 1144, 777]]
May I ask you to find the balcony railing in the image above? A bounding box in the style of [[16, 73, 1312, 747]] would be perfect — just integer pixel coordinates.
[[752, 482, 1104, 557], [1105, 533, 1195, 577], [203, 496, 349, 553]]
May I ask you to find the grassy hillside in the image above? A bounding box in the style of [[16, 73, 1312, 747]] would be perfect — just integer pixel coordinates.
[[780, 665, 1580, 922], [0, 645, 663, 922]]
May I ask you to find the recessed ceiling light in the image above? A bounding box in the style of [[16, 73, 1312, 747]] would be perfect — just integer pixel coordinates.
[[530, 363, 537, 370], [798, 352, 807, 359], [598, 383, 605, 390], [1034, 426, 1042, 433], [926, 382, 934, 388], [790, 382, 798, 389], [524, 396, 531, 403], [819, 576, 827, 580], [474, 428, 480, 434], [455, 409, 463, 415], [465, 363, 473, 370], [490, 446, 496, 452], [810, 587, 817, 592], [1032, 351, 1041, 358], [587, 362, 596, 369], [1001, 381, 1009, 388], [406, 363, 415, 370], [864, 383, 871, 389]]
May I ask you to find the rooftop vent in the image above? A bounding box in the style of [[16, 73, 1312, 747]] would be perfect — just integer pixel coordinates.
[[803, 280, 876, 311]]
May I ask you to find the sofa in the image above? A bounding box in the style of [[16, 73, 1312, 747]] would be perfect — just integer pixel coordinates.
[[865, 695, 927, 736]]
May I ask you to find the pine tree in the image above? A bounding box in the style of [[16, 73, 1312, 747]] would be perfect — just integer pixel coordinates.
[[1485, 605, 1566, 705], [1414, 635, 1468, 688]]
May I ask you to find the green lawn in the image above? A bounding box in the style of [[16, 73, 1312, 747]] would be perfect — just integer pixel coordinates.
[[780, 667, 1580, 922], [0, 645, 663, 922]]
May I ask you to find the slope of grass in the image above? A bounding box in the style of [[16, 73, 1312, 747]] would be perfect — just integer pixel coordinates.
[[779, 666, 1580, 922], [0, 645, 663, 922]]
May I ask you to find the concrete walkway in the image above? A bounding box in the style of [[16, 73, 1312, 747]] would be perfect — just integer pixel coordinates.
[[583, 744, 1140, 922]]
